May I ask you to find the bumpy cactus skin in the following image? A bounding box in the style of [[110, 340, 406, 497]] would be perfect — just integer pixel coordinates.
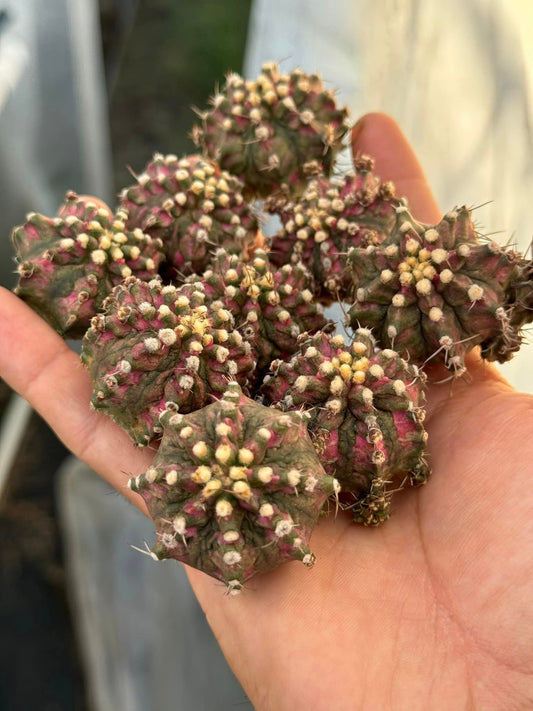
[[82, 277, 256, 445], [11, 192, 164, 337], [192, 62, 350, 198], [261, 329, 428, 525], [197, 248, 329, 374], [120, 154, 259, 276], [266, 157, 398, 300], [128, 383, 339, 593], [347, 205, 523, 373]]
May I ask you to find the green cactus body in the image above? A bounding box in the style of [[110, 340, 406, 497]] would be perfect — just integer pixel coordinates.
[[11, 192, 164, 337], [347, 206, 523, 373], [82, 277, 256, 445], [128, 383, 339, 592], [119, 154, 259, 277], [266, 157, 398, 300], [261, 329, 428, 525], [192, 62, 350, 198]]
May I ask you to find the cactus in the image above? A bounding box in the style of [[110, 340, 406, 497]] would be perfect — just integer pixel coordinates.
[[192, 62, 350, 198], [120, 154, 259, 277], [197, 248, 329, 375], [11, 192, 164, 337], [127, 383, 339, 593], [266, 157, 398, 300], [261, 329, 428, 525], [81, 276, 256, 445], [347, 205, 523, 373]]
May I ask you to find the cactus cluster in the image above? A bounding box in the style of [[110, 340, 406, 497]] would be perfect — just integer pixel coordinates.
[[9, 62, 533, 592]]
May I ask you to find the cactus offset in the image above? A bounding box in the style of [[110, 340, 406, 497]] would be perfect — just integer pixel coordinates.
[[347, 205, 523, 373], [82, 277, 256, 445], [266, 157, 398, 300], [11, 192, 164, 337], [192, 62, 350, 198], [197, 248, 329, 376], [120, 154, 259, 277], [128, 383, 339, 592], [261, 329, 428, 525]]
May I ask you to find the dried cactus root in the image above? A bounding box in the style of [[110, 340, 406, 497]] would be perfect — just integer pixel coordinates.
[[347, 205, 524, 373], [11, 192, 164, 337], [119, 153, 259, 277], [127, 383, 339, 592], [261, 328, 429, 523], [192, 62, 350, 198], [266, 157, 398, 300], [81, 276, 256, 445]]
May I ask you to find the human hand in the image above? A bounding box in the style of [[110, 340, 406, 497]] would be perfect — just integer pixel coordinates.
[[0, 113, 531, 710]]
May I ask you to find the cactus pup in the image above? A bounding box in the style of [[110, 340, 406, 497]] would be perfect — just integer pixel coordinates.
[[128, 383, 339, 593]]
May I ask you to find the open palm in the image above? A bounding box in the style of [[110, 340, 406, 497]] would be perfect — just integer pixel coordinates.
[[0, 114, 531, 710]]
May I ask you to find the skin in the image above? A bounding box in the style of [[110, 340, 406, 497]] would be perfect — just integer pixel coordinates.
[[1, 113, 531, 710]]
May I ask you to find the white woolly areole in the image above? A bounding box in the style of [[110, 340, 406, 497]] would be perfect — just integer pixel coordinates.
[[215, 444, 232, 464], [392, 293, 406, 307], [223, 551, 242, 565], [257, 466, 273, 483], [369, 364, 384, 379], [91, 249, 107, 265], [172, 516, 187, 535], [415, 278, 432, 296], [118, 359, 131, 373], [439, 269, 454, 284], [138, 301, 153, 315], [216, 346, 230, 363], [178, 374, 194, 389], [287, 469, 301, 487], [257, 428, 271, 442], [424, 228, 439, 243], [192, 441, 208, 458], [380, 269, 394, 283], [361, 387, 374, 406], [185, 355, 200, 372], [326, 398, 342, 414], [216, 422, 232, 437], [457, 244, 471, 257], [144, 337, 160, 353], [428, 306, 444, 322], [330, 376, 344, 396], [381, 349, 397, 359], [223, 530, 240, 543], [216, 499, 233, 518], [259, 503, 274, 517], [238, 448, 254, 465], [165, 470, 178, 485], [468, 284, 484, 302], [294, 375, 309, 393], [145, 466, 158, 483], [393, 379, 406, 395], [275, 519, 293, 537], [159, 328, 177, 346], [431, 248, 448, 264]]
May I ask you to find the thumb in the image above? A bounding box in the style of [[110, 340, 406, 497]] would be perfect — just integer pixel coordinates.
[[351, 113, 441, 224]]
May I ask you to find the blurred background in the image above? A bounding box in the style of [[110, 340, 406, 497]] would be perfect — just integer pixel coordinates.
[[0, 1, 531, 709]]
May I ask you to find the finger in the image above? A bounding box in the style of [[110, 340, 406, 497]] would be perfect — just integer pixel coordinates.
[[0, 286, 150, 513], [351, 112, 442, 224]]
